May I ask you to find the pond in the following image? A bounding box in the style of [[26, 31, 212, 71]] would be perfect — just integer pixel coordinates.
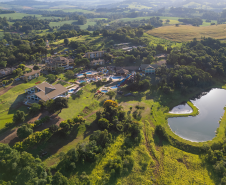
[[168, 88, 226, 142]]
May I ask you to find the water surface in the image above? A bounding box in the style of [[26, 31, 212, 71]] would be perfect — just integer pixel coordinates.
[[168, 89, 226, 142]]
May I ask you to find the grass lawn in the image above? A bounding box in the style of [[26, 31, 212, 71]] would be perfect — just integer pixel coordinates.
[[52, 80, 71, 87], [58, 83, 106, 120], [146, 24, 226, 42], [0, 76, 46, 129]]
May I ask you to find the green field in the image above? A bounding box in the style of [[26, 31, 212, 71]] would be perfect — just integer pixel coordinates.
[[49, 19, 99, 29], [0, 76, 46, 129]]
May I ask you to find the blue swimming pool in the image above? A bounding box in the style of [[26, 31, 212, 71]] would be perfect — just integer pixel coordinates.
[[112, 76, 122, 79], [101, 90, 108, 93], [68, 89, 75, 93], [79, 80, 86, 83], [77, 74, 83, 77], [86, 72, 93, 75], [111, 86, 117, 89]]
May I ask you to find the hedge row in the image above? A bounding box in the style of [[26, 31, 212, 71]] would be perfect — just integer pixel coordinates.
[[34, 116, 50, 127], [13, 128, 52, 151]]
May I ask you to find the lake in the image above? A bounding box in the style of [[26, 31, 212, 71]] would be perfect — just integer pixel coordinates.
[[168, 89, 226, 142]]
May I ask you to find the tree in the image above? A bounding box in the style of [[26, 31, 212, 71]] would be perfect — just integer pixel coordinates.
[[106, 91, 116, 100], [33, 65, 40, 70], [49, 124, 59, 133], [98, 118, 110, 129], [52, 172, 69, 185], [65, 70, 74, 79], [103, 100, 118, 109], [29, 103, 41, 115], [73, 116, 86, 124], [46, 74, 57, 83], [56, 67, 64, 74], [64, 38, 69, 46], [13, 110, 25, 123], [54, 97, 68, 112], [14, 68, 23, 76], [0, 61, 7, 67], [18, 64, 25, 70], [60, 121, 70, 133], [17, 125, 33, 139]]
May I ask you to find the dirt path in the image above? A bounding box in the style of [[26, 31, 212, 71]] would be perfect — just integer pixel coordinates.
[[0, 111, 63, 145], [0, 80, 23, 96], [143, 122, 164, 184]]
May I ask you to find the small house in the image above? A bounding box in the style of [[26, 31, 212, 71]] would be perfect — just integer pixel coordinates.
[[20, 70, 40, 81], [140, 64, 155, 74]]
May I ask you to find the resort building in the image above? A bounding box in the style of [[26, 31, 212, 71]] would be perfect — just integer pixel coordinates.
[[24, 82, 68, 105], [45, 57, 74, 71], [85, 51, 105, 59], [0, 67, 16, 77], [140, 64, 155, 74], [116, 68, 129, 76], [20, 70, 41, 81], [91, 59, 105, 66]]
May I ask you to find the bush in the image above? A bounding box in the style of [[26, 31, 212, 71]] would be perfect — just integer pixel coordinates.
[[14, 129, 52, 151], [33, 65, 40, 70], [34, 116, 50, 127]]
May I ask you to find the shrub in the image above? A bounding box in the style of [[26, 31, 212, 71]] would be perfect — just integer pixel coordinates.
[[33, 65, 40, 70], [13, 129, 52, 151]]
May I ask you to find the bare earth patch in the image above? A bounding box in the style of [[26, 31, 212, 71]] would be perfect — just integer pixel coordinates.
[[0, 111, 63, 145]]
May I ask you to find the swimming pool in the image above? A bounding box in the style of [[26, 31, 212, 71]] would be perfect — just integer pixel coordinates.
[[79, 80, 86, 83], [111, 86, 118, 89], [68, 89, 75, 93], [112, 76, 122, 79], [101, 90, 108, 93], [86, 72, 93, 75]]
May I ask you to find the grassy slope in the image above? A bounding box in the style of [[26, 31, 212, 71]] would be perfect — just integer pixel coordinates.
[[146, 24, 226, 42], [0, 76, 46, 129], [58, 83, 104, 120], [39, 86, 220, 183]]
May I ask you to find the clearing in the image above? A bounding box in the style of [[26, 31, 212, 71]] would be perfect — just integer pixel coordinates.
[[146, 24, 226, 42]]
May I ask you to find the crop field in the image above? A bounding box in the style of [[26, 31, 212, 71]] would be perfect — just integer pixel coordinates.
[[146, 24, 226, 42]]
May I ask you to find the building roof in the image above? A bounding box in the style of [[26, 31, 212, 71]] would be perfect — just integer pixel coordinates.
[[35, 83, 68, 101], [54, 56, 68, 62], [116, 68, 129, 74], [86, 51, 105, 54], [91, 59, 105, 63], [23, 70, 40, 77], [116, 66, 139, 71], [36, 82, 54, 92], [140, 64, 155, 70]]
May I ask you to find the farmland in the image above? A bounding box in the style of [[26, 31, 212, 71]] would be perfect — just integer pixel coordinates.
[[146, 24, 226, 42]]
